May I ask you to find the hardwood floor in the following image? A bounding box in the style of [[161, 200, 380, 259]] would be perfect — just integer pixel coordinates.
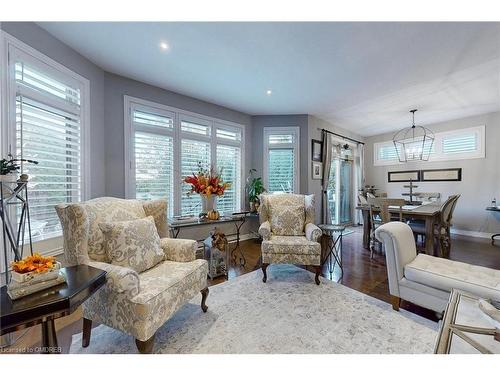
[[2, 227, 499, 353]]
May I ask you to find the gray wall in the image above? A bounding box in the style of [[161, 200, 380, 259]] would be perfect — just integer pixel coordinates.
[[104, 72, 252, 198], [307, 115, 365, 223], [364, 111, 500, 236], [250, 114, 309, 193], [1, 22, 107, 198]]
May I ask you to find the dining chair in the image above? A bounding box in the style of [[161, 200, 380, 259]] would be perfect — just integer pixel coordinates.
[[408, 194, 460, 257], [367, 197, 405, 259]]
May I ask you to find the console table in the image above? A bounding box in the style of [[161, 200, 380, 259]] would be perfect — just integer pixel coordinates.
[[435, 289, 500, 354], [169, 212, 251, 267], [1, 265, 106, 353], [486, 206, 500, 245]]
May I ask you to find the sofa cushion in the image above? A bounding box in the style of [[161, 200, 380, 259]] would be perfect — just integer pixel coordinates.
[[268, 194, 305, 235], [262, 235, 321, 255], [404, 254, 500, 300], [84, 197, 147, 262], [99, 216, 164, 273]]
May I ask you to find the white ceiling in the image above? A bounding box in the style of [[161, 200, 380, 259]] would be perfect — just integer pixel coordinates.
[[37, 22, 500, 136]]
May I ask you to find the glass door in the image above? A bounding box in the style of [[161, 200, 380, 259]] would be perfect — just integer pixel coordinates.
[[326, 149, 354, 225]]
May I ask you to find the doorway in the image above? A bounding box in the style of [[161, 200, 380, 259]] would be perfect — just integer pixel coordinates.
[[327, 157, 353, 225]]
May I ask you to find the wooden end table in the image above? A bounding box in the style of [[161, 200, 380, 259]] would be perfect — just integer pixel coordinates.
[[434, 289, 500, 354], [1, 265, 106, 353]]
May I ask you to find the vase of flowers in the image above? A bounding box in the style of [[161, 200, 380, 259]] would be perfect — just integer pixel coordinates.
[[183, 162, 231, 216]]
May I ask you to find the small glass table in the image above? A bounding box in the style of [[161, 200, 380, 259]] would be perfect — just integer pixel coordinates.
[[318, 224, 346, 279]]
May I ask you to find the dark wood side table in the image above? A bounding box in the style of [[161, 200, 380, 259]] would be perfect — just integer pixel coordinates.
[[1, 265, 106, 353], [486, 206, 500, 245]]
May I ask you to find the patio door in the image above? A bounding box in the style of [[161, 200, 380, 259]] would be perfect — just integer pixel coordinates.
[[327, 158, 353, 225]]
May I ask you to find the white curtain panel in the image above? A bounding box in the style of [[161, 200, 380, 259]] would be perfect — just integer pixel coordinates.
[[321, 132, 333, 224]]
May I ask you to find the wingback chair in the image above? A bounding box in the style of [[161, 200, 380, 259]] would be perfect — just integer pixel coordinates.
[[258, 194, 322, 285], [55, 197, 209, 353]]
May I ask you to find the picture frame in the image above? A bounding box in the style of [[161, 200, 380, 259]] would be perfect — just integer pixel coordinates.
[[421, 168, 462, 182], [311, 139, 323, 161], [312, 162, 323, 180], [387, 170, 420, 183]]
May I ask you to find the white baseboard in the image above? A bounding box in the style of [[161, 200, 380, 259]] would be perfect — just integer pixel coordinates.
[[228, 233, 259, 243], [451, 228, 495, 239]]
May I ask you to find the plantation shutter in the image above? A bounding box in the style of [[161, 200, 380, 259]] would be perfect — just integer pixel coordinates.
[[268, 149, 294, 193], [180, 139, 211, 216], [265, 128, 299, 194], [14, 59, 83, 240], [131, 106, 175, 217], [442, 133, 477, 154], [216, 144, 241, 214]]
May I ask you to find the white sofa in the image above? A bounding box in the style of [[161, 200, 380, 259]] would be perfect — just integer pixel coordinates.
[[375, 221, 500, 313]]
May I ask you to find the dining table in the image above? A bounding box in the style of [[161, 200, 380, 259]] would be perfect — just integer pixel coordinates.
[[356, 203, 442, 256]]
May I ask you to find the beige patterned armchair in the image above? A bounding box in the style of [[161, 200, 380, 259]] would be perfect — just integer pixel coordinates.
[[55, 197, 208, 353], [258, 194, 322, 285]]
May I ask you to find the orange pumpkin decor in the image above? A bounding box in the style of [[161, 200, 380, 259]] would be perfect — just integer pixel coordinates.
[[11, 253, 57, 274], [207, 210, 220, 220]]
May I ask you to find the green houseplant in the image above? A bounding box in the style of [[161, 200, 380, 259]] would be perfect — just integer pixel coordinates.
[[246, 169, 266, 212]]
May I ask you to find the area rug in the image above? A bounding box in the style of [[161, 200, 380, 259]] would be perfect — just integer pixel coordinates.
[[70, 264, 437, 354]]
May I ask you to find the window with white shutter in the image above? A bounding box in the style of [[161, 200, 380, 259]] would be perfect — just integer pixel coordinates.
[[180, 139, 211, 216], [263, 127, 300, 194], [373, 125, 484, 166], [6, 43, 89, 242], [125, 97, 244, 217]]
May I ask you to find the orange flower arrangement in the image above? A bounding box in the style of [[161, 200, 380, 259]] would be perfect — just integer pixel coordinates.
[[11, 253, 57, 274], [183, 162, 231, 197]]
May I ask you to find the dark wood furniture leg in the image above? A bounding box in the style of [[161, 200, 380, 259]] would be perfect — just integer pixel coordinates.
[[261, 263, 269, 283], [82, 318, 92, 347], [362, 210, 371, 249], [200, 287, 209, 313], [391, 296, 401, 311], [41, 317, 58, 353], [424, 216, 435, 256], [136, 333, 156, 354], [314, 265, 321, 285]]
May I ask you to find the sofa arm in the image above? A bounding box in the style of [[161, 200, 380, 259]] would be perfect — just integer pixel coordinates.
[[258, 221, 271, 240], [88, 261, 140, 299], [305, 223, 322, 243], [160, 238, 197, 262]]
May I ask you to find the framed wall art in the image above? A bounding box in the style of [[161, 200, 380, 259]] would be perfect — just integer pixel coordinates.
[[311, 139, 323, 161], [420, 168, 462, 182], [387, 170, 420, 183]]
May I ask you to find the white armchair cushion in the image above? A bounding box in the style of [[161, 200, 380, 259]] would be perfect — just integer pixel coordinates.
[[405, 254, 500, 301], [305, 223, 322, 242], [160, 238, 197, 262], [88, 260, 140, 299], [99, 216, 164, 273]]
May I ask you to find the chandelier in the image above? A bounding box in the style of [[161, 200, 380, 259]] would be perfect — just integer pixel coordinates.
[[393, 109, 434, 162]]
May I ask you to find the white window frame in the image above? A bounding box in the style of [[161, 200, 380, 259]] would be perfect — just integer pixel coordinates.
[[0, 31, 90, 250], [124, 96, 245, 216], [373, 125, 485, 166], [263, 126, 300, 194]]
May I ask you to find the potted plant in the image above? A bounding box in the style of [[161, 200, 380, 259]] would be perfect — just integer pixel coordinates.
[[0, 153, 38, 197], [246, 169, 266, 212]]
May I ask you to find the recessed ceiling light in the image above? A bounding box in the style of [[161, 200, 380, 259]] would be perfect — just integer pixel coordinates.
[[266, 89, 272, 96], [159, 41, 169, 51]]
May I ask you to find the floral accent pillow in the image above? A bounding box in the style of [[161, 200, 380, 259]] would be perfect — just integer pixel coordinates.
[[99, 216, 164, 273]]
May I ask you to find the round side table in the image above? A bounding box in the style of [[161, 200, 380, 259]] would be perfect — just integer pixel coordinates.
[[318, 224, 346, 279]]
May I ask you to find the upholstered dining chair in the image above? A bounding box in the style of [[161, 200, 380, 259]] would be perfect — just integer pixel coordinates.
[[56, 197, 209, 353], [408, 194, 460, 258], [258, 193, 323, 285], [367, 197, 405, 259]]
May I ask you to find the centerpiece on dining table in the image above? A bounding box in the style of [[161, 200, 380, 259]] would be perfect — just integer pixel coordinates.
[[183, 162, 231, 220]]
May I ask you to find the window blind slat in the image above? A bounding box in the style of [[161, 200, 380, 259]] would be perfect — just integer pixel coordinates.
[[216, 144, 241, 214]]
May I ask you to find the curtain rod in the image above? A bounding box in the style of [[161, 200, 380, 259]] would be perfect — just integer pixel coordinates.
[[320, 128, 365, 145]]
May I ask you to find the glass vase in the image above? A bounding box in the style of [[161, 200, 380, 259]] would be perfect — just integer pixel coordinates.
[[201, 194, 216, 213]]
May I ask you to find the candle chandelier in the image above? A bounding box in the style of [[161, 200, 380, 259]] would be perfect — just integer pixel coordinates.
[[392, 109, 434, 162]]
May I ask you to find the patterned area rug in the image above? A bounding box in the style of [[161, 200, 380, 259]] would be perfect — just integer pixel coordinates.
[[70, 264, 437, 354]]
